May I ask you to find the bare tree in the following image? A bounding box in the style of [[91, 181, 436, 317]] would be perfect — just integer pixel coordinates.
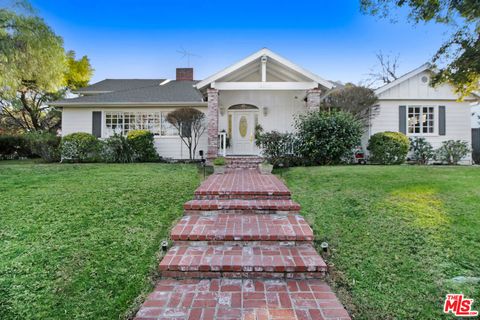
[[166, 107, 206, 160], [321, 84, 379, 124], [365, 51, 400, 88]]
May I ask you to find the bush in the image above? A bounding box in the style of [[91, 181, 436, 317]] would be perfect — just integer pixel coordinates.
[[295, 111, 363, 165], [61, 132, 101, 162], [101, 134, 134, 163], [255, 130, 301, 167], [126, 130, 158, 162], [435, 140, 470, 165], [213, 157, 225, 166], [368, 131, 410, 164], [0, 135, 31, 159], [409, 137, 434, 165], [25, 132, 61, 162]]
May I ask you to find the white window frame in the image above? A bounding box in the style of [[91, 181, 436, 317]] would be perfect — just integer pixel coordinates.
[[103, 111, 178, 137], [406, 105, 438, 136]]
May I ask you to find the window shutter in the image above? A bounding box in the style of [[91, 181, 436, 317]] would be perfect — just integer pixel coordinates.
[[92, 111, 102, 138], [439, 106, 446, 136], [399, 105, 406, 134]]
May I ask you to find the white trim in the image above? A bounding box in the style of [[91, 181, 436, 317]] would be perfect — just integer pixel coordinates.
[[195, 48, 334, 90], [212, 82, 318, 91], [261, 55, 267, 82], [51, 101, 207, 107], [375, 64, 480, 100], [160, 79, 172, 86], [75, 90, 112, 94], [375, 63, 432, 96], [406, 104, 439, 136]]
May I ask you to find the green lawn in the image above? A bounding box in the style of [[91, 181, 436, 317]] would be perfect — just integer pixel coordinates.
[[0, 163, 199, 319], [282, 166, 480, 319]]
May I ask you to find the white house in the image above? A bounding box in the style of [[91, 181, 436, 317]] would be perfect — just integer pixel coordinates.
[[52, 48, 477, 162]]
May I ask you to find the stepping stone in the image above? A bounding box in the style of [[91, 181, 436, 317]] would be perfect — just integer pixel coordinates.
[[184, 199, 301, 213], [159, 244, 327, 279], [170, 214, 313, 243], [134, 278, 351, 320]]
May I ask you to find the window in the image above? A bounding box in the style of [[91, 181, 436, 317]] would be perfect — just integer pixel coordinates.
[[104, 111, 178, 136], [408, 106, 435, 134]]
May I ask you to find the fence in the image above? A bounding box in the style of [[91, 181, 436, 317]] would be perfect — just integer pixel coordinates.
[[473, 128, 480, 164]]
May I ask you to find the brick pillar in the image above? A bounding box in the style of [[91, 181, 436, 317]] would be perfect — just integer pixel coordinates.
[[207, 88, 219, 160], [306, 88, 322, 112]]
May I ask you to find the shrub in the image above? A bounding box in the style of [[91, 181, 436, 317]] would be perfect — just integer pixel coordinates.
[[25, 132, 61, 162], [61, 132, 101, 162], [295, 111, 363, 165], [0, 135, 31, 158], [435, 140, 470, 165], [409, 137, 434, 165], [212, 157, 225, 166], [126, 130, 158, 162], [101, 134, 134, 163], [368, 131, 410, 164], [255, 130, 301, 167]]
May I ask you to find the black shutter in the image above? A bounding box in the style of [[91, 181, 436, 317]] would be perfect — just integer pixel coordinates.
[[399, 105, 406, 134], [92, 111, 102, 138], [439, 106, 446, 136]]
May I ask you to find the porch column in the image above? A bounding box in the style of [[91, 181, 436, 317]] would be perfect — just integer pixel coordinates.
[[207, 88, 219, 160], [306, 88, 322, 112]]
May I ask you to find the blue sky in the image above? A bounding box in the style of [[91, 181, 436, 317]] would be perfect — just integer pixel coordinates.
[[30, 0, 453, 85]]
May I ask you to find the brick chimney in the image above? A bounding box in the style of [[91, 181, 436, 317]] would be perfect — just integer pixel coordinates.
[[176, 68, 194, 81]]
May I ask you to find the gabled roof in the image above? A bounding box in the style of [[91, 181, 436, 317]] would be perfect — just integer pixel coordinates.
[[374, 63, 432, 96], [76, 79, 166, 94], [52, 81, 205, 106], [195, 48, 334, 90]]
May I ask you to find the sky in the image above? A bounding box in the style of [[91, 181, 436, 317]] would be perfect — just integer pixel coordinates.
[[29, 0, 454, 85]]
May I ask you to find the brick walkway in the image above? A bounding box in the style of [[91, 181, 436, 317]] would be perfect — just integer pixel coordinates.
[[135, 167, 350, 320]]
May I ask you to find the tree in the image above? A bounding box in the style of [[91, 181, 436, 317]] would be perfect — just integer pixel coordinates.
[[360, 0, 480, 98], [166, 108, 207, 160], [321, 84, 379, 124], [365, 51, 400, 87], [0, 1, 93, 133]]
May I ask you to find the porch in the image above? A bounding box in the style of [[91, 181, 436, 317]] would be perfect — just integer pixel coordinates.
[[193, 49, 333, 159]]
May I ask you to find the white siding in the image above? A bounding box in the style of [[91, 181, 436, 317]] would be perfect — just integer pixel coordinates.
[[61, 107, 208, 160], [377, 70, 473, 101], [365, 100, 472, 163], [62, 107, 95, 135]]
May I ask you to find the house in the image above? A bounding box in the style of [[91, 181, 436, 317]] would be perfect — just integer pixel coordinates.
[[52, 48, 476, 163]]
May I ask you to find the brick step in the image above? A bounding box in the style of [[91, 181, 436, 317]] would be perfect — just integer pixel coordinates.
[[135, 279, 351, 320], [170, 214, 313, 243], [159, 244, 327, 279], [194, 169, 291, 200], [225, 164, 260, 169], [226, 156, 263, 162], [226, 158, 263, 169], [194, 193, 291, 200], [184, 199, 301, 212]]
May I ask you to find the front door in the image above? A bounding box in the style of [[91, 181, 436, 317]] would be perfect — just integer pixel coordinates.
[[231, 111, 256, 155]]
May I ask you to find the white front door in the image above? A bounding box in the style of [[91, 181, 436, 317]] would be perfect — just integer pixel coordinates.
[[231, 111, 256, 155]]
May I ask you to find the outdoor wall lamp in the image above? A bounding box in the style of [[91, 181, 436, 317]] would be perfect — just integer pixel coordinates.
[[263, 106, 268, 116], [219, 106, 225, 116]]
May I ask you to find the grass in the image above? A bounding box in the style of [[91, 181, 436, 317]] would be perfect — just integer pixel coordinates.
[[282, 166, 480, 319], [0, 163, 200, 320]]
